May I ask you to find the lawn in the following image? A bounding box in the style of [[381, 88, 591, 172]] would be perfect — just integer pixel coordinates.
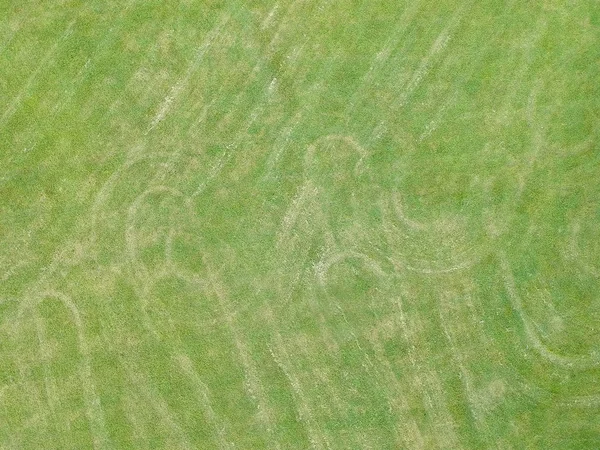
[[0, 0, 599, 448]]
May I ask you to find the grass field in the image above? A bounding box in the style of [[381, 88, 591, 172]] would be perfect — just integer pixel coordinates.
[[1, 0, 599, 448]]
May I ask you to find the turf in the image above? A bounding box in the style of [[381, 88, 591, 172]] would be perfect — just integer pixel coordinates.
[[1, 0, 599, 448]]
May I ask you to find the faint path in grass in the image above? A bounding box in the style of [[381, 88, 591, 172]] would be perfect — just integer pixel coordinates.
[[203, 256, 281, 450], [115, 353, 194, 449], [33, 312, 63, 448], [499, 251, 600, 370], [16, 291, 110, 450], [94, 277, 236, 449], [2, 0, 598, 447], [0, 19, 76, 131], [268, 332, 331, 450], [174, 354, 234, 450], [344, 0, 424, 118], [19, 0, 142, 151], [124, 185, 190, 280], [496, 18, 547, 127], [381, 191, 481, 275], [564, 214, 600, 279], [396, 1, 470, 108], [89, 152, 172, 251], [147, 15, 231, 132], [82, 41, 289, 440], [0, 24, 19, 57], [270, 131, 477, 447], [394, 291, 463, 449], [437, 287, 500, 442], [313, 250, 426, 448]]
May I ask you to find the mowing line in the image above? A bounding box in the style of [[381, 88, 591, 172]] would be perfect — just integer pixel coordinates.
[[395, 292, 462, 449], [34, 291, 110, 450], [1, 0, 143, 186], [148, 15, 231, 132], [438, 292, 489, 437], [118, 358, 194, 449], [0, 25, 19, 57], [268, 332, 330, 450], [499, 251, 600, 370], [344, 0, 425, 119], [313, 250, 421, 447], [0, 19, 76, 130], [204, 256, 281, 450], [33, 313, 62, 447], [175, 354, 234, 450], [396, 1, 471, 108]]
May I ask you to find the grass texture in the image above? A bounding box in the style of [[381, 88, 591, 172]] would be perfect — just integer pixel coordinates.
[[0, 0, 599, 448]]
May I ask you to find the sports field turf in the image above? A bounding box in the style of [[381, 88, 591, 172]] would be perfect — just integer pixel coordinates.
[[1, 1, 599, 448]]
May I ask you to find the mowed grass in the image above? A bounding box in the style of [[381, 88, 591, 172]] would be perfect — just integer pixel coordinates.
[[0, 0, 599, 448]]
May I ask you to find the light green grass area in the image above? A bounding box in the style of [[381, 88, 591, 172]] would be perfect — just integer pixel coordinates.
[[1, 1, 599, 448]]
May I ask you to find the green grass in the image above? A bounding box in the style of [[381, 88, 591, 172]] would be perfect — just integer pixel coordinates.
[[1, 0, 599, 448]]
